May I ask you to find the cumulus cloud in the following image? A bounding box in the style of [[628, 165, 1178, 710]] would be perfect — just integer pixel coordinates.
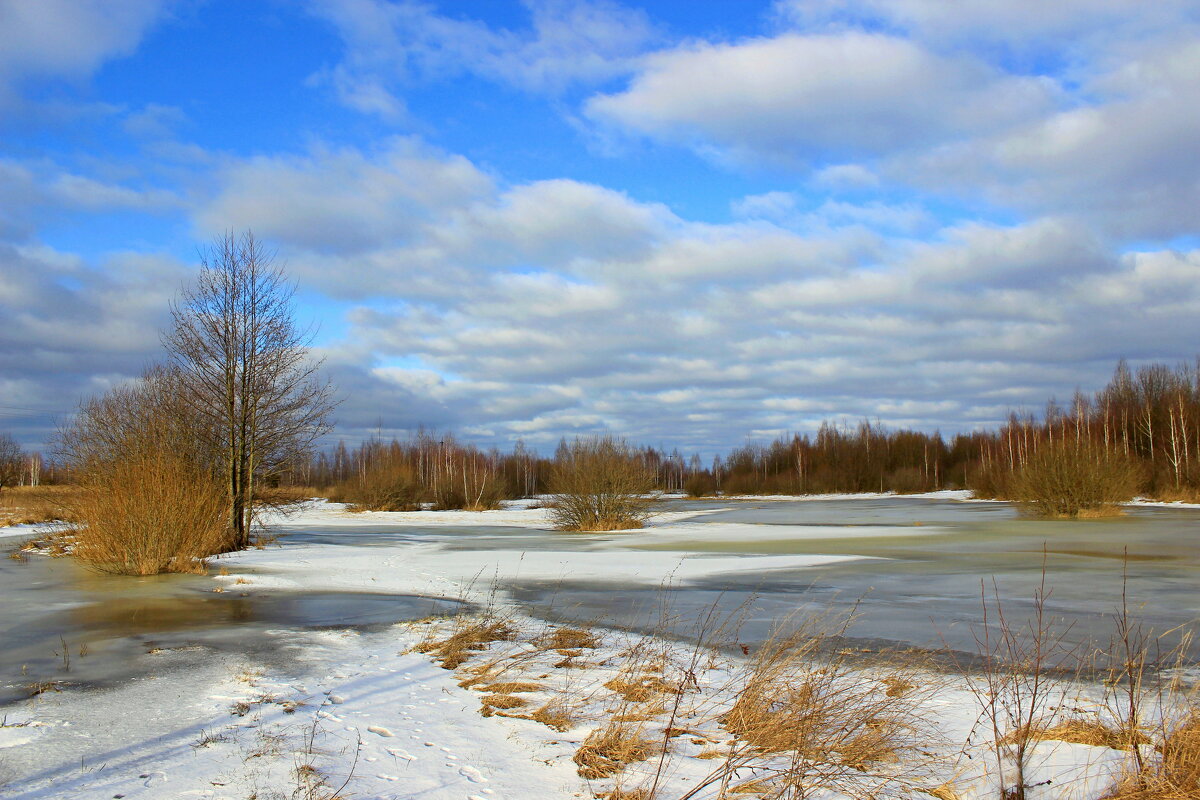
[[587, 32, 1054, 164], [0, 242, 188, 445], [902, 37, 1200, 238], [185, 140, 1200, 451], [197, 138, 493, 255], [0, 157, 179, 240], [581, 5, 1199, 240], [0, 0, 170, 110]]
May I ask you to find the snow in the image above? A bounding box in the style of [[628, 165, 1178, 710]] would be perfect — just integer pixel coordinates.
[[0, 498, 1175, 799]]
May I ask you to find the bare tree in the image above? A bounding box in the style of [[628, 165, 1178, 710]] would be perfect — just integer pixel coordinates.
[[0, 432, 23, 490], [164, 231, 335, 550]]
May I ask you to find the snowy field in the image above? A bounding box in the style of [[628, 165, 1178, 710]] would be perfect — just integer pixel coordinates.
[[0, 494, 1193, 799]]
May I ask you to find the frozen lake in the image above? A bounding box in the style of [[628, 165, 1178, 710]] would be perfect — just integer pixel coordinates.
[[2, 494, 1198, 705]]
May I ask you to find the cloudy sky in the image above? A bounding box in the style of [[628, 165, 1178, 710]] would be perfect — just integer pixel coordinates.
[[2, 0, 1199, 455]]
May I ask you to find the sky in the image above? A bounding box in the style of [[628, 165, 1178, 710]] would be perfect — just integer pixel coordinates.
[[2, 0, 1199, 456]]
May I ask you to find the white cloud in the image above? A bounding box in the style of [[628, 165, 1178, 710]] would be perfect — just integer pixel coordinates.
[[307, 0, 658, 114], [774, 0, 1200, 49], [0, 0, 170, 108], [188, 139, 1200, 449], [587, 32, 1054, 164], [197, 138, 493, 254]]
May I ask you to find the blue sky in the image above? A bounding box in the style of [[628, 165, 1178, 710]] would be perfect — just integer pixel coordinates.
[[2, 0, 1199, 455]]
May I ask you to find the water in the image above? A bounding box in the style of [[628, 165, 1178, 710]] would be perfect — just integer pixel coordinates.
[[0, 554, 464, 706], [503, 498, 1200, 664], [1, 496, 1196, 704]]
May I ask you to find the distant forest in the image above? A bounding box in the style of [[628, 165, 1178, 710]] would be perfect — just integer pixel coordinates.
[[294, 359, 1200, 506]]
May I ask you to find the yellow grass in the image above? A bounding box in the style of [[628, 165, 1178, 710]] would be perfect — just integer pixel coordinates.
[[0, 485, 79, 527], [541, 627, 600, 650], [415, 617, 516, 669], [573, 723, 656, 779], [480, 681, 543, 693]]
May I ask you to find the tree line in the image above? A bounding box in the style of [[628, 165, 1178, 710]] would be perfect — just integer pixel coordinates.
[[301, 359, 1200, 510]]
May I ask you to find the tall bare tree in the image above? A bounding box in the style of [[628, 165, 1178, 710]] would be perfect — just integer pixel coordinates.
[[0, 432, 24, 491], [164, 231, 335, 550]]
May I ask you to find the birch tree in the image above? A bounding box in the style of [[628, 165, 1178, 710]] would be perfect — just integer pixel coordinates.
[[164, 231, 335, 550]]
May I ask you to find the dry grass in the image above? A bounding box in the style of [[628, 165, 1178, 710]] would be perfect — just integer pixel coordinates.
[[480, 693, 528, 711], [530, 701, 578, 732], [600, 789, 653, 800], [415, 616, 516, 669], [1003, 717, 1144, 750], [573, 722, 657, 779], [481, 681, 543, 693], [605, 674, 680, 704], [0, 485, 79, 527], [542, 627, 600, 650], [1103, 710, 1200, 800], [920, 781, 963, 800]]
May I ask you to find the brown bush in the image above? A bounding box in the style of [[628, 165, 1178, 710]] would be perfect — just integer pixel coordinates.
[[549, 436, 655, 531], [68, 438, 228, 575], [1008, 441, 1143, 518], [683, 473, 718, 497], [330, 460, 422, 511], [57, 369, 230, 574]]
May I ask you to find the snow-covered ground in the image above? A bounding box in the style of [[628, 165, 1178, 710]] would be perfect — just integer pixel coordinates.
[[0, 496, 1187, 799]]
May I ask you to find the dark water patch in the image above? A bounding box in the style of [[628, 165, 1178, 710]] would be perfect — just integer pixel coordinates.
[[0, 578, 466, 707], [65, 591, 465, 636]]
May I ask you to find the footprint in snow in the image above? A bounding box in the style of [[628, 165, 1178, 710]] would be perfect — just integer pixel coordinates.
[[376, 774, 400, 782], [386, 747, 415, 761], [459, 765, 487, 783], [328, 694, 346, 704], [140, 771, 168, 787], [367, 725, 394, 737]]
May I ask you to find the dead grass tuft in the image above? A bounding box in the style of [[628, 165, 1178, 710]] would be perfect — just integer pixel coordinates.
[[1105, 711, 1200, 799], [600, 789, 652, 800], [415, 616, 515, 669], [605, 674, 680, 704], [573, 723, 656, 779], [481, 681, 543, 693], [1004, 717, 1144, 750], [920, 782, 963, 800], [530, 701, 578, 732], [883, 675, 916, 697], [480, 693, 527, 711], [542, 627, 600, 650]]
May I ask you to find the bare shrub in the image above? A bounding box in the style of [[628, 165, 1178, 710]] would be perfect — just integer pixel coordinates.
[[549, 436, 655, 531], [960, 566, 1079, 800], [0, 433, 23, 492], [1008, 440, 1143, 518], [69, 445, 228, 575], [330, 459, 422, 511], [58, 369, 229, 574], [683, 472, 718, 498]]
